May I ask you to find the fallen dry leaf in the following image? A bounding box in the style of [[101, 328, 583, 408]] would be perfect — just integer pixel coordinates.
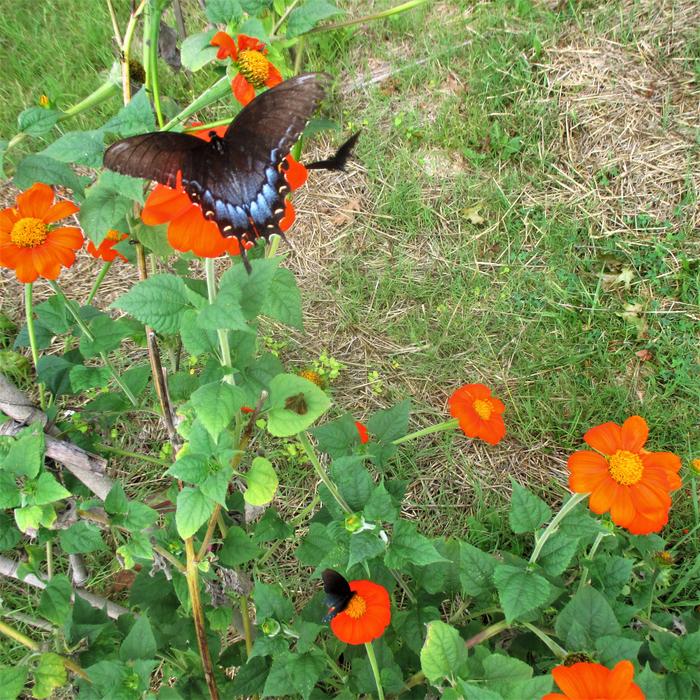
[[331, 198, 361, 226], [463, 204, 485, 225], [636, 349, 654, 361]]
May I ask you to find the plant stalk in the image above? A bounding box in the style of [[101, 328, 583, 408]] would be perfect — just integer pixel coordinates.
[[303, 0, 428, 36], [365, 642, 385, 700], [204, 258, 233, 383], [185, 537, 220, 700], [143, 0, 165, 128], [162, 77, 232, 131], [86, 260, 113, 305], [121, 0, 148, 103], [392, 418, 458, 445], [522, 622, 567, 658], [529, 493, 588, 564], [577, 530, 607, 593], [24, 283, 46, 410]]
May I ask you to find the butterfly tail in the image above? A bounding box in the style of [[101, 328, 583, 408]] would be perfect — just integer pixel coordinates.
[[306, 131, 361, 172]]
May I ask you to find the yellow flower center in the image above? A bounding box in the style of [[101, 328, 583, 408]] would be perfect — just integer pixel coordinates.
[[10, 217, 49, 248], [608, 449, 644, 486], [344, 594, 366, 619], [238, 49, 269, 87], [298, 369, 324, 387], [473, 399, 493, 420], [105, 229, 123, 242]]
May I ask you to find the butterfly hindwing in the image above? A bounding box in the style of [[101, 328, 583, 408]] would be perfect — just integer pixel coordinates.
[[322, 569, 355, 622]]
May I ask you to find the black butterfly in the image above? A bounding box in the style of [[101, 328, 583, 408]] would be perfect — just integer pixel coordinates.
[[103, 73, 357, 270], [322, 569, 356, 622]]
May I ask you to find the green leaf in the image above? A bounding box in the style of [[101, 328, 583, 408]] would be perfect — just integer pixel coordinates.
[[287, 652, 325, 700], [0, 423, 44, 477], [367, 400, 410, 443], [40, 130, 104, 168], [30, 472, 71, 505], [330, 457, 374, 511], [206, 0, 243, 23], [252, 508, 293, 543], [219, 526, 261, 567], [166, 453, 211, 484], [393, 606, 441, 655], [190, 381, 246, 438], [230, 657, 270, 696], [0, 512, 22, 551], [0, 473, 21, 509], [420, 621, 467, 683], [636, 664, 666, 699], [493, 564, 551, 623], [482, 653, 532, 695], [240, 0, 272, 12], [34, 295, 70, 334], [32, 653, 67, 699], [197, 281, 251, 332], [348, 530, 386, 570], [113, 274, 190, 334], [456, 681, 504, 699], [243, 457, 279, 506], [14, 154, 89, 196], [69, 365, 111, 392], [508, 479, 552, 533], [459, 542, 497, 597], [180, 309, 218, 356], [554, 586, 621, 650], [104, 87, 156, 137], [538, 532, 580, 576], [180, 30, 218, 72], [0, 666, 27, 699], [200, 466, 231, 505], [100, 170, 145, 203], [364, 483, 399, 523], [79, 316, 134, 357], [79, 178, 134, 245], [253, 582, 294, 621], [14, 505, 43, 533], [59, 521, 105, 553], [175, 487, 214, 538], [384, 520, 447, 569], [17, 107, 61, 136], [310, 413, 358, 458], [36, 355, 77, 397], [122, 501, 158, 531], [266, 374, 331, 436], [286, 0, 343, 38], [104, 482, 129, 516], [120, 615, 157, 661], [260, 267, 303, 329], [39, 574, 72, 626], [595, 635, 642, 666]]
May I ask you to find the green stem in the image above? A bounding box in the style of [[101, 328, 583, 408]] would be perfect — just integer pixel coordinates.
[[670, 520, 700, 553], [48, 281, 138, 406], [392, 418, 458, 445], [692, 477, 699, 528], [121, 0, 147, 103], [95, 442, 170, 466], [293, 37, 306, 74], [162, 77, 232, 131], [521, 622, 567, 658], [266, 234, 282, 259], [303, 0, 428, 35], [240, 594, 254, 657], [529, 493, 588, 564], [204, 258, 234, 383], [365, 642, 385, 700], [62, 77, 121, 120], [577, 531, 607, 593], [86, 260, 113, 305], [143, 0, 165, 128], [46, 542, 53, 579], [24, 283, 46, 410], [297, 432, 351, 512]]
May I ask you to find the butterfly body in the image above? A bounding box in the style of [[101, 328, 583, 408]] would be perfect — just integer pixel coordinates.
[[322, 569, 356, 622], [104, 73, 330, 253]]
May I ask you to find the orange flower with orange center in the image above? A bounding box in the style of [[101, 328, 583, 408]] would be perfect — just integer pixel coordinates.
[[86, 229, 128, 262], [355, 421, 369, 444], [568, 416, 681, 535], [140, 125, 307, 258], [543, 660, 645, 700], [210, 32, 283, 106], [0, 183, 83, 283], [330, 579, 391, 645], [448, 383, 506, 445]]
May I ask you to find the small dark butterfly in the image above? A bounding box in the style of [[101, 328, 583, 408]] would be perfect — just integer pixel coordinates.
[[103, 73, 358, 271], [284, 392, 308, 415], [322, 569, 355, 622]]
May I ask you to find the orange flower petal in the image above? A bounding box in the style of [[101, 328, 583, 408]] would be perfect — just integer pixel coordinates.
[[16, 182, 54, 219], [237, 34, 265, 52], [480, 414, 506, 445], [642, 451, 681, 474], [489, 397, 506, 414], [32, 246, 63, 280], [0, 208, 19, 234], [629, 480, 671, 515], [620, 416, 648, 452], [43, 200, 80, 224], [47, 226, 84, 250], [0, 242, 22, 268], [568, 451, 609, 493], [329, 580, 390, 645], [584, 421, 622, 455], [211, 31, 238, 60], [588, 478, 616, 515], [14, 253, 40, 283], [142, 184, 192, 225], [266, 63, 283, 87], [609, 486, 636, 527], [284, 155, 308, 191], [232, 73, 256, 106], [625, 508, 668, 535]]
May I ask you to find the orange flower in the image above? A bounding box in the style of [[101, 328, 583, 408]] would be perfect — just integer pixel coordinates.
[[86, 229, 128, 262], [140, 126, 305, 258], [355, 421, 369, 444], [568, 416, 681, 535], [0, 183, 82, 283], [211, 32, 283, 106], [448, 383, 506, 445], [543, 660, 645, 700], [330, 579, 391, 645]]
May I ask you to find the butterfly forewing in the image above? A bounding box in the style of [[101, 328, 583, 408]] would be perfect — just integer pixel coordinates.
[[322, 569, 355, 622]]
